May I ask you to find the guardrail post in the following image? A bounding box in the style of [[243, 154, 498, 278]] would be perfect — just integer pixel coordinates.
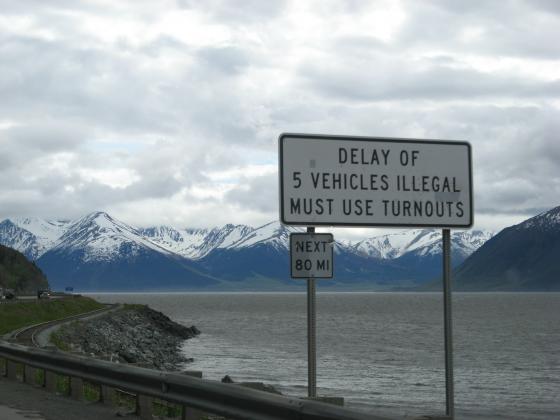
[[0, 341, 397, 420], [45, 370, 57, 392], [182, 406, 204, 420], [180, 371, 204, 419], [101, 384, 116, 406], [24, 365, 36, 385], [70, 376, 84, 400], [137, 394, 153, 420], [6, 360, 18, 380]]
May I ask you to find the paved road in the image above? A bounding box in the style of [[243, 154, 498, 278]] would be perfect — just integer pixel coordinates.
[[1, 304, 130, 419], [0, 404, 45, 420], [0, 376, 133, 420], [5, 304, 120, 346]]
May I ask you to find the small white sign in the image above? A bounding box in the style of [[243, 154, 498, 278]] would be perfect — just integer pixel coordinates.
[[279, 133, 473, 228], [290, 233, 334, 279]]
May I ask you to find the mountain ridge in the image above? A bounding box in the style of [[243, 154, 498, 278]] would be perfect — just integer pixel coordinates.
[[453, 206, 560, 291], [0, 211, 494, 291]]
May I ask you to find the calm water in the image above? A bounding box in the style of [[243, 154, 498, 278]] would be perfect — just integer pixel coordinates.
[[88, 292, 560, 420]]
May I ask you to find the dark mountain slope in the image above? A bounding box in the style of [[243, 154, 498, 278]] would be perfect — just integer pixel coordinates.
[[454, 206, 560, 291], [0, 244, 49, 293]]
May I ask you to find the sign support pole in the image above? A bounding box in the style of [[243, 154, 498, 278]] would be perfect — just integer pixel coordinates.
[[442, 228, 454, 419], [306, 226, 317, 398]]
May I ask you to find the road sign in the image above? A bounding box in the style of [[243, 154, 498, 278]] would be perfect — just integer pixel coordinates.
[[290, 232, 334, 278], [279, 133, 473, 228]]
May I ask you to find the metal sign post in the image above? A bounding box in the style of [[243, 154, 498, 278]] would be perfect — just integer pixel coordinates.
[[279, 133, 472, 413], [306, 226, 317, 398], [442, 229, 454, 419], [289, 228, 333, 398]]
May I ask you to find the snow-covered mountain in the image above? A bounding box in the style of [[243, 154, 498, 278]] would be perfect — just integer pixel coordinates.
[[140, 226, 210, 259], [50, 212, 172, 263], [192, 224, 255, 257], [228, 221, 303, 251], [352, 229, 493, 260], [140, 224, 256, 259], [0, 211, 494, 291], [10, 217, 70, 247], [0, 217, 70, 260], [0, 219, 44, 260], [35, 212, 217, 290], [141, 222, 304, 258]]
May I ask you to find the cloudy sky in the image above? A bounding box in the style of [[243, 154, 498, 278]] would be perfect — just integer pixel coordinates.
[[1, 0, 559, 240]]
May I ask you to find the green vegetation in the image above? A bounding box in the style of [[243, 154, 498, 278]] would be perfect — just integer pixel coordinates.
[[114, 390, 136, 411], [49, 328, 71, 351], [83, 381, 101, 402], [0, 244, 49, 293], [56, 374, 70, 395], [35, 368, 45, 385], [0, 296, 104, 335], [152, 399, 182, 417]]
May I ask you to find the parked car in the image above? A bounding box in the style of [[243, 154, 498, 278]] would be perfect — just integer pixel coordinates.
[[37, 289, 51, 299], [1, 288, 15, 300]]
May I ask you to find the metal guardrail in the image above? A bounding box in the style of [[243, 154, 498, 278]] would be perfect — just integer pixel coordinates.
[[0, 341, 394, 420]]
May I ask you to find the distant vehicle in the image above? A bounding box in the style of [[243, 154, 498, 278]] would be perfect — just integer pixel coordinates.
[[37, 289, 51, 299], [1, 288, 15, 300]]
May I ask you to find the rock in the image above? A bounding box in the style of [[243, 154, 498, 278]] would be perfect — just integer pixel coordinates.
[[237, 382, 282, 395], [220, 376, 282, 395], [50, 305, 200, 372], [221, 375, 234, 383]]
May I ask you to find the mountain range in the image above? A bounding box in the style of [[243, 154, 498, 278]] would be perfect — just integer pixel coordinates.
[[454, 206, 560, 291], [0, 211, 493, 291]]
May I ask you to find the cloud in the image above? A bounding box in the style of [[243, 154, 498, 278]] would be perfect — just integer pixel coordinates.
[[0, 0, 558, 240], [398, 0, 560, 60], [302, 55, 560, 102], [224, 172, 278, 213], [177, 0, 288, 24]]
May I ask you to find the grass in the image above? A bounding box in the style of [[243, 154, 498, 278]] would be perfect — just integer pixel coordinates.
[[56, 374, 70, 394], [49, 321, 78, 351], [0, 296, 104, 335], [152, 399, 182, 417], [83, 381, 101, 401], [35, 368, 45, 385]]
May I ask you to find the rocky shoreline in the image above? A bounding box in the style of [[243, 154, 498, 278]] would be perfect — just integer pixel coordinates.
[[51, 304, 200, 371]]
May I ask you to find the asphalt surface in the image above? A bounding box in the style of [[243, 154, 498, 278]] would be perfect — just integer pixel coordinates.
[[1, 303, 132, 419], [0, 376, 133, 420], [0, 404, 45, 420], [33, 304, 121, 347]]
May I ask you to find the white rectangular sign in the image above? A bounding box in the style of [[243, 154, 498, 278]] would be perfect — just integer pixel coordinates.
[[290, 233, 334, 279], [279, 133, 473, 228]]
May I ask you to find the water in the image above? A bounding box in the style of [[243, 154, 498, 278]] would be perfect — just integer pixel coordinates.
[[88, 292, 560, 419]]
